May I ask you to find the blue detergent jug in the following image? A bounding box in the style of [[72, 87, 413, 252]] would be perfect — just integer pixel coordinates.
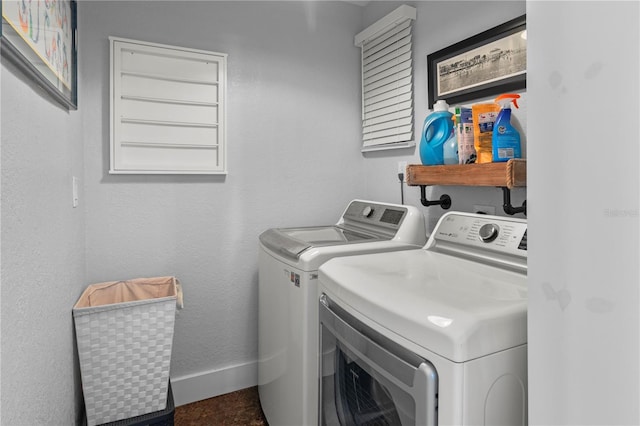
[[420, 100, 454, 165]]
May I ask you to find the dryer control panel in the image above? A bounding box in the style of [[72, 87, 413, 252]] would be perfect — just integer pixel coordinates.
[[426, 212, 527, 271]]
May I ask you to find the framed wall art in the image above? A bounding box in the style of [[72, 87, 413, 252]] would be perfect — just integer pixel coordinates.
[[427, 14, 526, 109], [1, 0, 77, 109]]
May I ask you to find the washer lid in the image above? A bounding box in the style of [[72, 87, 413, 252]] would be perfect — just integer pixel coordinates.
[[318, 249, 527, 363], [259, 226, 381, 261]]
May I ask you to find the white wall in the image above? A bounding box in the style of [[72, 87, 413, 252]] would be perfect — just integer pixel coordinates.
[[1, 61, 86, 422], [361, 1, 526, 230], [527, 1, 639, 424], [79, 0, 365, 405]]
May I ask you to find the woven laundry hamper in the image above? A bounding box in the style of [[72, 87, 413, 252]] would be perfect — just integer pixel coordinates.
[[73, 276, 182, 426]]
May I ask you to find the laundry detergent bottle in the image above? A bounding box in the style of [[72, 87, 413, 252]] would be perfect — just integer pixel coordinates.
[[443, 115, 458, 165], [420, 100, 454, 165], [492, 93, 521, 162]]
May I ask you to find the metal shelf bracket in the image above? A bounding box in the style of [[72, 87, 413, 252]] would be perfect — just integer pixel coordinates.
[[419, 186, 451, 210], [501, 187, 527, 216]]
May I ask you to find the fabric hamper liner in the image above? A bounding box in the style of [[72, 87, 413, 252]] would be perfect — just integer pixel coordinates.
[[73, 276, 181, 426]]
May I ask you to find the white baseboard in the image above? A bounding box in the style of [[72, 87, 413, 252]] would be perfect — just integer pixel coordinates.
[[170, 360, 258, 407]]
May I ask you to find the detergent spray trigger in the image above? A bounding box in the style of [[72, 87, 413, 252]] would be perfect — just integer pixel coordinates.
[[492, 93, 521, 162]]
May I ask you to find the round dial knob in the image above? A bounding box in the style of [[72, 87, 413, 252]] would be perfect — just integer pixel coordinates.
[[362, 206, 374, 217], [478, 223, 499, 242]]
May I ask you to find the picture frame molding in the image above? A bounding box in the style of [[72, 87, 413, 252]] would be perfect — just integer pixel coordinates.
[[427, 14, 526, 109], [1, 0, 78, 110]]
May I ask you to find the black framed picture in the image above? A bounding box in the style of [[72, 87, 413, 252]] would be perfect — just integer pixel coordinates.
[[427, 14, 526, 109], [1, 0, 78, 109]]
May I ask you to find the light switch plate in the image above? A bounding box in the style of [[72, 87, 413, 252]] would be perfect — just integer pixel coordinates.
[[72, 176, 79, 208]]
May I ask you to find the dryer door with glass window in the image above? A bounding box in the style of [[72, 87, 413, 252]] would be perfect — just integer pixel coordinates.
[[319, 294, 438, 426]]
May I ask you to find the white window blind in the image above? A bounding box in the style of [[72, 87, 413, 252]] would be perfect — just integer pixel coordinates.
[[110, 37, 227, 174], [355, 5, 416, 152]]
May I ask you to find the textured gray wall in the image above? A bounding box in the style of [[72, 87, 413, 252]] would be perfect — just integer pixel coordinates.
[[527, 1, 639, 424], [79, 0, 364, 392], [1, 58, 86, 423]]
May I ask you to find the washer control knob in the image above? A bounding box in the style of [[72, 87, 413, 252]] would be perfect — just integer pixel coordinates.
[[362, 206, 374, 217], [479, 223, 499, 242]]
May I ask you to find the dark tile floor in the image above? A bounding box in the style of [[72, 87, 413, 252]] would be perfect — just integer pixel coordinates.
[[174, 386, 268, 426]]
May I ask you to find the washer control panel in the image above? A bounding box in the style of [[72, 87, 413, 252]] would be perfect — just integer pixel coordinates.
[[342, 200, 407, 231], [429, 212, 527, 259]]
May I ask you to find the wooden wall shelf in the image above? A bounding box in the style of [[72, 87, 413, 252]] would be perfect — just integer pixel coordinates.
[[406, 159, 526, 189], [405, 159, 527, 215]]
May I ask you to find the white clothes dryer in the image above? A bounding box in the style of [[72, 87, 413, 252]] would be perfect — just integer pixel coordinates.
[[318, 211, 528, 425], [258, 200, 426, 426]]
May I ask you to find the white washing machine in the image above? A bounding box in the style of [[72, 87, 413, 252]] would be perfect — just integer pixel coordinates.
[[318, 211, 528, 425], [258, 200, 427, 426]]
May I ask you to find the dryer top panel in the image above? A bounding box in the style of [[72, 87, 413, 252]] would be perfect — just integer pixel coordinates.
[[319, 249, 527, 362], [318, 212, 528, 363]]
